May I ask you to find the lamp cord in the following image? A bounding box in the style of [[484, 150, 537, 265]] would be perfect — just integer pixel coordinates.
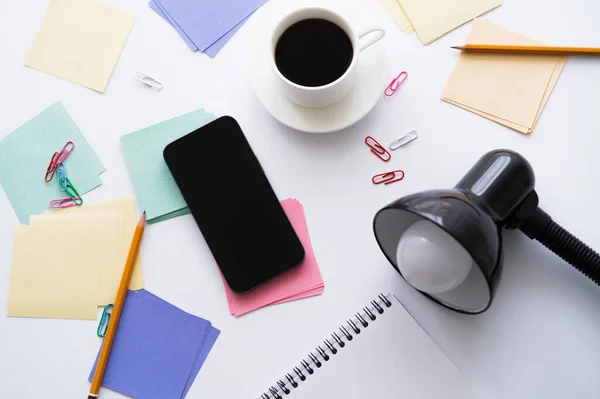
[[534, 221, 600, 285]]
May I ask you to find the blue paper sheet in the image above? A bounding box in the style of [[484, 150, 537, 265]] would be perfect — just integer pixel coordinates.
[[89, 289, 219, 399], [154, 0, 266, 51], [149, 0, 251, 58]]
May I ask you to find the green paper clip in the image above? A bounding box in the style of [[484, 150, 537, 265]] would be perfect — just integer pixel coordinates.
[[65, 178, 83, 205], [97, 304, 113, 337]]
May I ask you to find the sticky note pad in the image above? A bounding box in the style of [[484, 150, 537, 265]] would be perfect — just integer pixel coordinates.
[[30, 213, 123, 306], [379, 0, 413, 32], [398, 0, 502, 44], [222, 198, 325, 316], [25, 0, 135, 92], [45, 198, 145, 301], [0, 102, 105, 224], [120, 109, 216, 224], [7, 224, 102, 320], [89, 289, 220, 399], [442, 19, 567, 134], [155, 0, 265, 51], [149, 0, 252, 57]]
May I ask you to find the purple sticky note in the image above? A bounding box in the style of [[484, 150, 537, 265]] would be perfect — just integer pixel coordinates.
[[183, 327, 220, 397], [155, 0, 267, 51], [149, 0, 252, 57], [149, 0, 198, 51], [89, 290, 217, 399], [204, 15, 252, 58]]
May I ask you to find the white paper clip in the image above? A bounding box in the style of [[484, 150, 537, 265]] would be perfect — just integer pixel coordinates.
[[389, 130, 418, 150], [134, 73, 163, 90]]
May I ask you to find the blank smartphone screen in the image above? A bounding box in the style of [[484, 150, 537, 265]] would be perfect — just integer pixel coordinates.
[[163, 116, 305, 293]]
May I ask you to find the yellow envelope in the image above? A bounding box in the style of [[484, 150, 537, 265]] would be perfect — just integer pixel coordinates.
[[398, 0, 502, 44], [7, 225, 101, 320], [25, 0, 135, 92], [45, 198, 144, 297], [442, 19, 567, 134]]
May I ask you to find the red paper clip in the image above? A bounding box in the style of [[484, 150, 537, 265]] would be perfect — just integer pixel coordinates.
[[372, 170, 405, 185], [384, 71, 408, 97], [44, 152, 61, 182], [365, 136, 391, 162]]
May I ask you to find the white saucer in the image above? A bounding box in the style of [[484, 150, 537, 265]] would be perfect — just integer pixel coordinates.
[[251, 36, 386, 134]]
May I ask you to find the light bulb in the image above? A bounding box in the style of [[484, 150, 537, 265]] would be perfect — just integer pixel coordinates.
[[396, 220, 473, 294]]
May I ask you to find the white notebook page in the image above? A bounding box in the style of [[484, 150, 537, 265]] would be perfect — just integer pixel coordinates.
[[260, 294, 480, 399]]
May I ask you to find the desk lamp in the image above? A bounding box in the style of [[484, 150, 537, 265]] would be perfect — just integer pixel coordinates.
[[373, 149, 600, 314]]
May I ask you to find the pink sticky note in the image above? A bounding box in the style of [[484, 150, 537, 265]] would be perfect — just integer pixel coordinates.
[[221, 198, 325, 316]]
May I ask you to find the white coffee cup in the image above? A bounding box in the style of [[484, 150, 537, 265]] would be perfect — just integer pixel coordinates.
[[269, 7, 385, 108]]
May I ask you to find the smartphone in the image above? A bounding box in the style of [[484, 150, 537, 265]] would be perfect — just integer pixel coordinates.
[[163, 116, 305, 293]]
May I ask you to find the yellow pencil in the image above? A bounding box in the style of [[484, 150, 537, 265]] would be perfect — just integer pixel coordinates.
[[452, 44, 600, 57], [88, 211, 146, 399]]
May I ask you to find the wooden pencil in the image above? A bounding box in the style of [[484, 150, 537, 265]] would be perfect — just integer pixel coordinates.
[[88, 211, 146, 399], [452, 44, 600, 57]]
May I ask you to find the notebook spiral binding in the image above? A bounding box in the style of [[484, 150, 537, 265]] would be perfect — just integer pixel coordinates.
[[259, 293, 393, 399]]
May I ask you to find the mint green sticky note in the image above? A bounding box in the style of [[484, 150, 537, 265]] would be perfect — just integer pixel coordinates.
[[0, 102, 105, 224], [120, 109, 215, 224]]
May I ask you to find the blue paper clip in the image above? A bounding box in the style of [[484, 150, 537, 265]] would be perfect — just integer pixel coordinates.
[[97, 304, 113, 337], [57, 164, 67, 192]]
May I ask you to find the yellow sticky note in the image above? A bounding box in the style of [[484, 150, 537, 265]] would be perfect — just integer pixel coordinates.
[[25, 0, 135, 92], [45, 198, 144, 295], [442, 19, 567, 134], [379, 0, 413, 32], [398, 0, 502, 44], [7, 225, 101, 320], [30, 213, 122, 305]]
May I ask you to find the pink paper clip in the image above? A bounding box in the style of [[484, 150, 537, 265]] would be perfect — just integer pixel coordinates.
[[384, 71, 408, 97], [372, 170, 405, 185], [49, 196, 82, 209], [55, 141, 75, 165], [365, 136, 391, 162]]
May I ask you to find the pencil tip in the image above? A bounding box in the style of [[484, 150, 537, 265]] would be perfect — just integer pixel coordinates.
[[143, 210, 146, 215], [451, 46, 458, 49]]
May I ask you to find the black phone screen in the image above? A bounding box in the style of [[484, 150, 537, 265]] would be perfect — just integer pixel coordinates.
[[163, 116, 305, 293]]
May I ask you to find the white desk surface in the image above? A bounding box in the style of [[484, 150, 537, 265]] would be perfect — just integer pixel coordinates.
[[1, 0, 600, 398]]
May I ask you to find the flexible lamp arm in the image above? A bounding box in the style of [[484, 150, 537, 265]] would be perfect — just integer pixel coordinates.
[[509, 191, 600, 285]]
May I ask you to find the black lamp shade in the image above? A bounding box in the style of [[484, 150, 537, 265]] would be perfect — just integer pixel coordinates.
[[374, 190, 503, 313]]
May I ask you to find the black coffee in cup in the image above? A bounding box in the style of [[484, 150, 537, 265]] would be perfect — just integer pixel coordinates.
[[275, 18, 353, 87]]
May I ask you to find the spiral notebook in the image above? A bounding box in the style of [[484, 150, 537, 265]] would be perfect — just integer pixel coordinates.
[[258, 293, 480, 398]]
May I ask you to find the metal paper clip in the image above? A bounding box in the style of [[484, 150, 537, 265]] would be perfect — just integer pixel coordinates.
[[389, 130, 418, 150], [372, 170, 405, 185], [384, 71, 408, 97], [57, 164, 67, 192], [44, 152, 60, 182], [55, 141, 74, 165], [49, 197, 83, 209], [134, 73, 163, 90], [97, 304, 113, 337], [365, 136, 391, 162]]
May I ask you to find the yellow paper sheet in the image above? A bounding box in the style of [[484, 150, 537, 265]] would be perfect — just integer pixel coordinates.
[[379, 0, 413, 32], [45, 198, 144, 295], [442, 19, 567, 134], [25, 0, 135, 92], [7, 225, 101, 320], [398, 0, 502, 44], [30, 213, 122, 305]]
